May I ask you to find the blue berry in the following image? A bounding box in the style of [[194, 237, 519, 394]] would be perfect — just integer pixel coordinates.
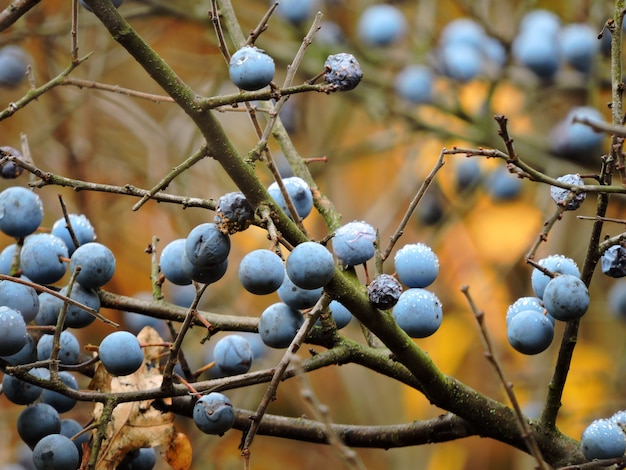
[[70, 242, 116, 289], [99, 331, 144, 376], [0, 332, 36, 365], [394, 243, 439, 288], [506, 310, 554, 355], [181, 254, 228, 284], [506, 296, 553, 326], [185, 223, 230, 268], [167, 283, 196, 308], [1, 367, 46, 405], [550, 174, 586, 211], [160, 238, 192, 286], [214, 191, 254, 234], [454, 159, 482, 191], [277, 271, 323, 309], [229, 46, 275, 91], [519, 9, 561, 36], [394, 65, 433, 105], [392, 288, 443, 338], [213, 335, 253, 376], [0, 186, 43, 238], [258, 302, 303, 348], [512, 31, 560, 79], [60, 419, 89, 462], [368, 274, 402, 310], [542, 274, 589, 321], [0, 278, 39, 323], [332, 221, 376, 266], [439, 43, 483, 83], [60, 283, 101, 329], [487, 166, 523, 200], [274, 0, 319, 25], [558, 23, 599, 73], [41, 371, 78, 413], [286, 241, 335, 289], [0, 46, 30, 88], [37, 330, 81, 365], [32, 433, 80, 470], [238, 249, 284, 295], [327, 300, 352, 329], [51, 213, 96, 255], [357, 4, 407, 46], [17, 402, 61, 449], [0, 305, 28, 355], [440, 18, 485, 50], [602, 245, 626, 278], [0, 243, 17, 274], [324, 53, 363, 91], [193, 392, 235, 435], [117, 447, 156, 470], [20, 233, 69, 285], [531, 255, 580, 299], [581, 418, 626, 460], [0, 146, 25, 178], [550, 107, 606, 160], [79, 0, 123, 12], [267, 176, 314, 220]]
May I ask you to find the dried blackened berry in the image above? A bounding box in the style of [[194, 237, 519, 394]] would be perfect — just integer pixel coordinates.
[[368, 274, 402, 310], [214, 192, 254, 234]]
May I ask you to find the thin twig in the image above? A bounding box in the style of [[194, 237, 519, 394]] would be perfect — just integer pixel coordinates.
[[61, 76, 176, 103], [0, 0, 41, 32], [526, 206, 566, 261], [245, 2, 278, 46], [461, 285, 548, 470]]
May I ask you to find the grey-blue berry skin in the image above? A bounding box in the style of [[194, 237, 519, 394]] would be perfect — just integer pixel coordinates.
[[181, 253, 228, 285], [213, 335, 253, 376], [332, 221, 376, 266], [160, 239, 192, 286], [59, 283, 101, 329], [0, 306, 27, 355], [267, 176, 313, 220], [286, 241, 335, 290], [608, 279, 626, 319], [550, 174, 586, 211], [0, 46, 30, 88], [357, 4, 407, 47], [41, 370, 79, 413], [506, 296, 554, 326], [531, 254, 580, 299], [394, 243, 439, 289], [32, 433, 80, 470], [37, 330, 81, 365], [258, 302, 304, 348], [193, 392, 236, 435], [214, 191, 254, 234], [117, 447, 157, 470], [324, 53, 363, 91], [229, 46, 275, 91], [394, 65, 433, 105], [581, 418, 626, 460], [0, 186, 43, 238], [20, 233, 69, 285], [238, 249, 284, 295], [542, 274, 590, 322], [277, 271, 323, 309], [0, 146, 25, 179], [51, 213, 96, 255], [506, 310, 554, 355], [392, 288, 443, 338], [99, 331, 144, 376], [0, 278, 39, 323], [70, 242, 116, 289], [1, 367, 46, 405], [0, 333, 36, 365], [0, 243, 16, 274], [60, 419, 90, 461], [185, 223, 230, 268], [17, 402, 61, 449], [602, 245, 626, 278], [274, 0, 319, 25], [329, 300, 352, 329]]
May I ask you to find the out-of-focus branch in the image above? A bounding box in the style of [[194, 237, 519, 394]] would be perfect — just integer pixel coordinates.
[[0, 0, 40, 32]]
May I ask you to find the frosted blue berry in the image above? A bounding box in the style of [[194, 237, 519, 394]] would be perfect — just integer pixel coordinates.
[[531, 255, 580, 299], [550, 174, 586, 211], [506, 310, 554, 355], [98, 331, 144, 376], [392, 288, 443, 338], [267, 176, 313, 220], [0, 305, 28, 355], [328, 300, 352, 329], [324, 53, 363, 91], [0, 243, 16, 274], [602, 245, 626, 278], [20, 233, 69, 285], [70, 242, 116, 289], [60, 283, 101, 329], [213, 335, 253, 376], [581, 418, 626, 460], [181, 254, 228, 285], [193, 392, 235, 435], [1, 367, 46, 405], [17, 402, 61, 449], [160, 239, 192, 286], [542, 274, 589, 321], [277, 271, 323, 309], [394, 243, 439, 288], [286, 241, 334, 290], [51, 213, 96, 255], [238, 249, 284, 295], [258, 302, 303, 348], [506, 296, 554, 326], [37, 330, 81, 365], [32, 433, 80, 470], [185, 223, 230, 268], [0, 186, 43, 238], [0, 278, 39, 323], [332, 221, 376, 266], [41, 371, 78, 413], [357, 4, 407, 46], [0, 333, 36, 366], [229, 46, 275, 91]]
